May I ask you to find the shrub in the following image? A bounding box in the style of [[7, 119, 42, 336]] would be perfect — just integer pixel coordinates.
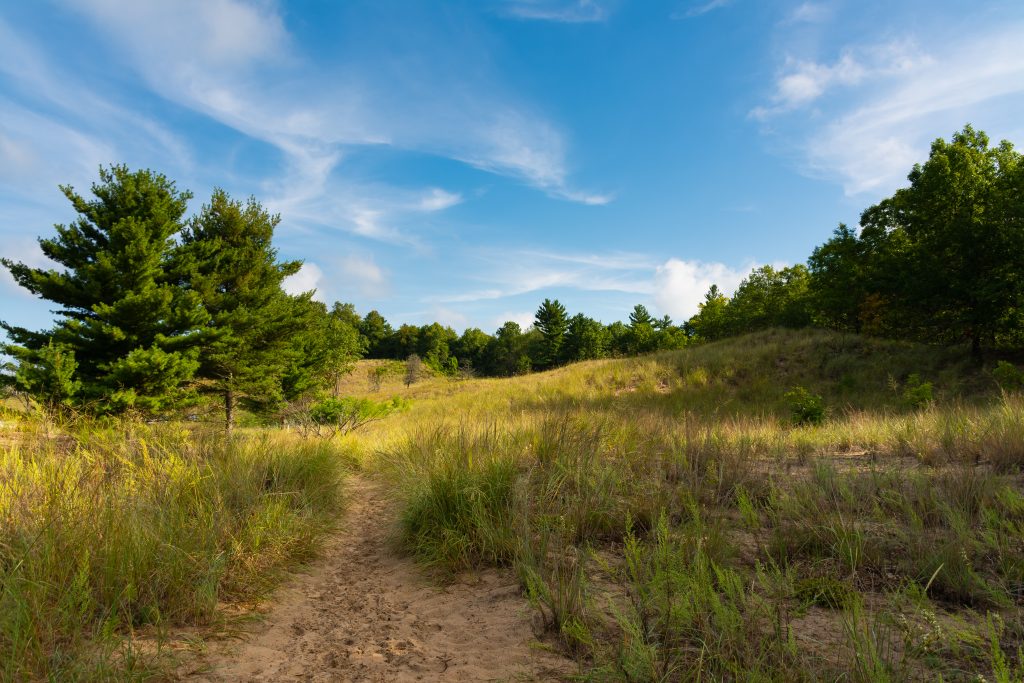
[[902, 374, 934, 409], [992, 361, 1024, 392], [304, 396, 407, 438], [785, 386, 825, 425]]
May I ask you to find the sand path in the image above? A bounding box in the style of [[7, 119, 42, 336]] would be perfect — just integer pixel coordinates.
[[180, 476, 573, 682]]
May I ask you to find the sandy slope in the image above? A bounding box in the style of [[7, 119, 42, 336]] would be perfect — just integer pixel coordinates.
[[179, 477, 573, 682]]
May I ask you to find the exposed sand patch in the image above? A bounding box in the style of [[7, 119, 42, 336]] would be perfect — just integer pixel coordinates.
[[179, 477, 573, 682]]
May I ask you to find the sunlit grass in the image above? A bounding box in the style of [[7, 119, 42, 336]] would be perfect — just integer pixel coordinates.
[[366, 329, 1024, 680], [0, 419, 347, 681]]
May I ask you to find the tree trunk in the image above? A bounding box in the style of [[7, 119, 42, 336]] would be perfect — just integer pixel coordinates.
[[970, 333, 983, 364], [225, 389, 235, 435]]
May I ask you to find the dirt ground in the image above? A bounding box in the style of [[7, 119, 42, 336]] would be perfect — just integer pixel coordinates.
[[178, 477, 574, 682]]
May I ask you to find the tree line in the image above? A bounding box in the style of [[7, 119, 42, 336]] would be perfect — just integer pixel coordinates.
[[687, 126, 1024, 358], [3, 126, 1022, 424], [355, 299, 687, 377]]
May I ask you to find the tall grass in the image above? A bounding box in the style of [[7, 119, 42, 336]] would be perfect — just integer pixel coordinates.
[[370, 330, 1024, 680], [0, 420, 346, 681]]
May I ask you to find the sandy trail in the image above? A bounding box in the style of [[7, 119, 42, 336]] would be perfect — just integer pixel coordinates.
[[180, 477, 573, 682]]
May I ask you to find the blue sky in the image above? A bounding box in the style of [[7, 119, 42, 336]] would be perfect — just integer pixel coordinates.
[[2, 0, 1023, 335]]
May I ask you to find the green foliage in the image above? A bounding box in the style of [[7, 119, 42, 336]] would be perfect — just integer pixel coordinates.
[[785, 386, 826, 425], [992, 361, 1024, 391], [688, 284, 731, 341], [2, 165, 207, 412], [808, 223, 866, 332], [451, 327, 492, 371], [867, 127, 1024, 356], [417, 322, 458, 373], [595, 513, 801, 681], [563, 313, 610, 362], [484, 321, 533, 376], [728, 264, 814, 332], [306, 396, 407, 437], [104, 344, 200, 413], [11, 340, 81, 408], [901, 373, 934, 409], [174, 189, 318, 427], [678, 126, 1024, 361], [359, 310, 393, 358], [534, 298, 568, 369]]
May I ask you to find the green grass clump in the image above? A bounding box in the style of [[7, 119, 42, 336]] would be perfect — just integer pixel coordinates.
[[392, 427, 520, 571], [0, 421, 346, 681], [794, 575, 857, 610], [593, 513, 804, 682]]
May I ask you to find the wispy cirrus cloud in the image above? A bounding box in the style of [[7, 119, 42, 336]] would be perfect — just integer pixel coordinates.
[[273, 183, 463, 249], [673, 0, 734, 20], [498, 0, 612, 23], [784, 2, 832, 25], [58, 0, 607, 232], [0, 16, 191, 202], [416, 189, 463, 212], [752, 19, 1024, 196], [430, 248, 656, 304]]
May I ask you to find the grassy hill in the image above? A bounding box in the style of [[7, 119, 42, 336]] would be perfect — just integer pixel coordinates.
[[364, 329, 1024, 681]]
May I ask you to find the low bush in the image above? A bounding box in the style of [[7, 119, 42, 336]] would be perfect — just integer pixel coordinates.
[[785, 386, 826, 425]]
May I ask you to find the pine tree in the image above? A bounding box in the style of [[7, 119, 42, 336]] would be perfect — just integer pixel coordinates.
[[1, 165, 206, 412], [534, 298, 567, 368], [627, 304, 656, 354], [171, 189, 307, 431]]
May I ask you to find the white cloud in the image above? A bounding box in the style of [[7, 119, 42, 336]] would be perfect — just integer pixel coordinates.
[[753, 23, 1024, 196], [416, 188, 463, 212], [652, 258, 751, 320], [751, 41, 929, 117], [336, 254, 388, 298], [500, 0, 611, 23], [282, 262, 325, 302], [492, 311, 536, 330]]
